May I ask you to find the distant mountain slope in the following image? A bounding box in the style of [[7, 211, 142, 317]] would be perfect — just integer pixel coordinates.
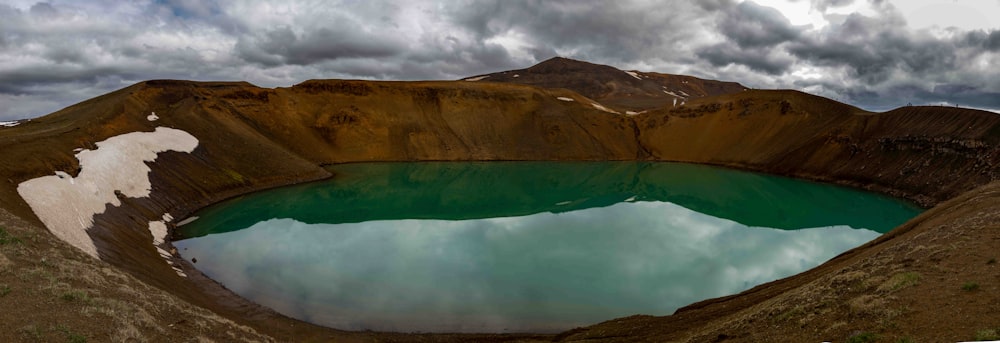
[[462, 57, 748, 111]]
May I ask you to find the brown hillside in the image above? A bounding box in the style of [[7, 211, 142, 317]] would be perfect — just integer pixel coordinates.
[[0, 73, 998, 342], [462, 57, 748, 111], [638, 90, 1000, 206]]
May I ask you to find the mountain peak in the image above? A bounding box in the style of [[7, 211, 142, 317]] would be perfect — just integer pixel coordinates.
[[462, 57, 748, 111], [527, 57, 619, 74]]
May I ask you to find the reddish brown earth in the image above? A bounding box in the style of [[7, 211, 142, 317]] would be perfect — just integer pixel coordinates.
[[0, 58, 998, 342], [462, 57, 748, 111]]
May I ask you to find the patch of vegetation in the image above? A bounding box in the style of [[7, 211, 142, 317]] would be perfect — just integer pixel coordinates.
[[962, 282, 980, 292], [60, 290, 90, 302], [0, 226, 21, 245], [881, 271, 921, 292], [847, 332, 879, 343], [56, 324, 87, 343], [774, 306, 805, 323], [223, 169, 245, 183], [896, 337, 914, 343], [19, 325, 43, 340], [974, 328, 999, 341], [0, 284, 10, 296]]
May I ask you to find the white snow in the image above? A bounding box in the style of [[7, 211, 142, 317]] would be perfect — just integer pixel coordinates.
[[678, 90, 690, 97], [555, 201, 572, 206], [513, 74, 520, 78], [73, 148, 83, 152], [148, 220, 186, 277], [556, 97, 575, 102], [625, 111, 646, 116], [147, 112, 159, 121], [54, 171, 74, 185], [663, 90, 685, 98], [464, 75, 490, 81], [673, 98, 678, 107], [17, 127, 199, 258], [591, 103, 621, 114], [176, 216, 199, 226], [0, 121, 19, 127], [624, 70, 642, 80], [624, 195, 638, 202]]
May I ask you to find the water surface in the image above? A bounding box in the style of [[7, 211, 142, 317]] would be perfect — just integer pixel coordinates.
[[175, 162, 921, 333]]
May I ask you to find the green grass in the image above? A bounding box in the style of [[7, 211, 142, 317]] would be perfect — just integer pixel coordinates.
[[896, 337, 914, 343], [884, 271, 921, 291], [60, 290, 90, 303], [0, 284, 10, 297], [56, 324, 87, 343], [0, 226, 21, 245], [962, 282, 980, 292], [974, 328, 999, 341], [847, 332, 879, 343]]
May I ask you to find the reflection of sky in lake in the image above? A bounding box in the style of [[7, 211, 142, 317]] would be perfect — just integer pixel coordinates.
[[175, 201, 879, 333]]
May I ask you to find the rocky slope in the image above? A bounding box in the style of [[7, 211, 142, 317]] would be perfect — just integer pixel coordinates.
[[462, 57, 749, 111], [0, 60, 998, 342]]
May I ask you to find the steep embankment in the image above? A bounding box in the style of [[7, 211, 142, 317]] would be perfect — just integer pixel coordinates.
[[639, 90, 1000, 206], [1, 77, 999, 342]]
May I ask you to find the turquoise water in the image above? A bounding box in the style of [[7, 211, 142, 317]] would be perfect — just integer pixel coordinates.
[[175, 162, 921, 333]]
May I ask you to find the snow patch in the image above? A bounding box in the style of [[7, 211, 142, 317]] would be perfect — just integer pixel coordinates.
[[0, 121, 20, 127], [176, 216, 199, 226], [17, 127, 199, 258], [678, 90, 690, 97], [663, 90, 685, 98], [673, 98, 678, 107], [591, 103, 621, 114], [624, 70, 642, 80], [147, 112, 159, 122], [555, 201, 572, 206], [464, 75, 489, 81], [149, 221, 186, 277], [625, 111, 645, 116], [513, 74, 520, 78], [556, 97, 575, 102], [624, 195, 638, 202]]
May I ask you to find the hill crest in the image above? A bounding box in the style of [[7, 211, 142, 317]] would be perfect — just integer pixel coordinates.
[[462, 57, 749, 111]]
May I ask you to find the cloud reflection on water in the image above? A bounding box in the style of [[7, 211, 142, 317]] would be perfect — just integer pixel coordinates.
[[176, 200, 878, 333]]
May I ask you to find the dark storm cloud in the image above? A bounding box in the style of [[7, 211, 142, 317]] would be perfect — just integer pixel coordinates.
[[963, 30, 1000, 51], [698, 44, 795, 74], [446, 0, 729, 64], [235, 26, 405, 66], [696, 1, 802, 74], [717, 1, 802, 48], [785, 12, 963, 83]]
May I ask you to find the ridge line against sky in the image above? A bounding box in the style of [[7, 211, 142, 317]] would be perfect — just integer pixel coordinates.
[[0, 0, 998, 120]]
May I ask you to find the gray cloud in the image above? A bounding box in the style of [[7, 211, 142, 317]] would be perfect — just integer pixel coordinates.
[[0, 0, 998, 120]]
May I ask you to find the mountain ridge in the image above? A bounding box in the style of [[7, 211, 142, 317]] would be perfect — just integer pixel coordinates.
[[0, 59, 998, 341], [462, 57, 749, 111]]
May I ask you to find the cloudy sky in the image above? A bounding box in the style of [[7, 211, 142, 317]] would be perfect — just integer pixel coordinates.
[[1, 0, 998, 120]]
